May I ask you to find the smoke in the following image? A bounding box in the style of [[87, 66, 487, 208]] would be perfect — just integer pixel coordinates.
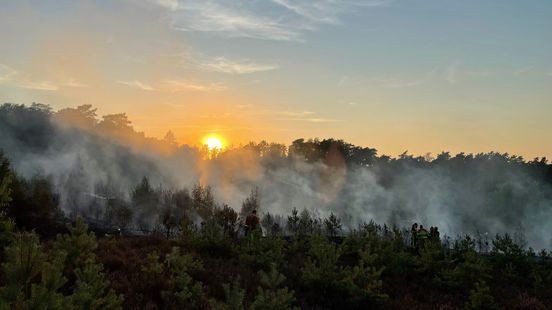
[[1, 103, 551, 249]]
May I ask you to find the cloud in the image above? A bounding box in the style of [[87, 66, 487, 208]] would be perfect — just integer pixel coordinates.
[[272, 0, 393, 24], [444, 62, 460, 84], [169, 2, 303, 41], [276, 110, 315, 117], [147, 0, 392, 41], [200, 57, 278, 74], [443, 62, 495, 83], [117, 78, 227, 92], [0, 64, 58, 90], [118, 80, 155, 91], [160, 80, 227, 92], [147, 0, 179, 11], [515, 66, 535, 75], [63, 78, 89, 88], [282, 117, 343, 123], [0, 64, 87, 91]]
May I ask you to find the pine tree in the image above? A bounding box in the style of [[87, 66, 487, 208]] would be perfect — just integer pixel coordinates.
[[251, 264, 297, 310], [342, 248, 387, 305], [212, 277, 245, 310], [324, 212, 342, 238], [162, 246, 205, 308], [0, 152, 15, 248], [240, 187, 260, 219], [0, 233, 68, 309], [53, 218, 123, 309], [53, 217, 97, 269], [464, 281, 499, 310], [28, 250, 68, 309], [70, 257, 122, 309], [302, 236, 343, 285]]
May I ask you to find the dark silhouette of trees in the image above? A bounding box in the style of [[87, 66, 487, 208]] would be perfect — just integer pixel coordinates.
[[8, 175, 62, 236], [240, 187, 260, 219], [131, 176, 159, 231], [55, 104, 98, 130]]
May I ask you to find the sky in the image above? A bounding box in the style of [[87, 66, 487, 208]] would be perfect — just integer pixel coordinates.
[[1, 0, 551, 159]]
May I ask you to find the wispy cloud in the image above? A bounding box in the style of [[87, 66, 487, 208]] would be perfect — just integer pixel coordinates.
[[118, 80, 155, 91], [272, 0, 393, 24], [0, 64, 87, 91], [117, 79, 226, 92], [275, 110, 315, 117], [443, 62, 495, 83], [444, 62, 460, 84], [249, 108, 339, 122], [63, 78, 89, 88], [160, 80, 227, 92], [200, 57, 278, 74], [281, 117, 343, 123], [169, 2, 303, 41], [147, 0, 179, 11], [370, 76, 426, 88], [515, 66, 535, 75], [147, 0, 392, 41]]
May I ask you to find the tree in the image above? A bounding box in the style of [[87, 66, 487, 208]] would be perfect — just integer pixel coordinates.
[[54, 104, 98, 130], [301, 236, 345, 305], [251, 264, 297, 310], [104, 198, 133, 232], [464, 281, 499, 310], [342, 248, 387, 306], [0, 232, 67, 309], [297, 208, 314, 236], [9, 175, 62, 235], [214, 204, 239, 238], [212, 277, 245, 310], [162, 247, 205, 308], [53, 218, 123, 308], [163, 130, 178, 148], [64, 155, 90, 219], [131, 176, 159, 231], [261, 212, 282, 237], [286, 208, 300, 235], [191, 183, 215, 219], [0, 152, 15, 247], [70, 257, 123, 309], [240, 187, 260, 219], [324, 212, 342, 238]]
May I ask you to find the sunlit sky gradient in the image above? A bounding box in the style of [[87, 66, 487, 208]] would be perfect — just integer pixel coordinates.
[[1, 0, 551, 158]]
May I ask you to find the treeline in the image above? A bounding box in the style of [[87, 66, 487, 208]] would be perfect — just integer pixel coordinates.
[[1, 152, 552, 309]]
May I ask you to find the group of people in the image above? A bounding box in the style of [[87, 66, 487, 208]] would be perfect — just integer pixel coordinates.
[[411, 223, 440, 248]]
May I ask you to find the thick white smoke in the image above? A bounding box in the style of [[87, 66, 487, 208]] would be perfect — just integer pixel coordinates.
[[1, 103, 551, 250]]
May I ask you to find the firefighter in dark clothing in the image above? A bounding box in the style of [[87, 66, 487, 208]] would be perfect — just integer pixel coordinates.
[[411, 223, 419, 248], [244, 209, 260, 236]]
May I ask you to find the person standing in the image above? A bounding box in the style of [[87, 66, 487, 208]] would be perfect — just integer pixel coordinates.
[[245, 209, 260, 236]]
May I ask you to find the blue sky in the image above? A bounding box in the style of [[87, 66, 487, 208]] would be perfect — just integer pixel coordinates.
[[1, 0, 551, 158]]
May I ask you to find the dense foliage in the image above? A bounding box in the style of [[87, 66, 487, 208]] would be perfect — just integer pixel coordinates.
[[1, 153, 551, 309]]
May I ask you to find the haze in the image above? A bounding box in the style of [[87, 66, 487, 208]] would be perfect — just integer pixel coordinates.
[[1, 0, 552, 158]]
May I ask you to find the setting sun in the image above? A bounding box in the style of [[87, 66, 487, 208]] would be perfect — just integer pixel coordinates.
[[203, 135, 224, 151]]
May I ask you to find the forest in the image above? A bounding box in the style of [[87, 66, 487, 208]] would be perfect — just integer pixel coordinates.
[[1, 103, 552, 309]]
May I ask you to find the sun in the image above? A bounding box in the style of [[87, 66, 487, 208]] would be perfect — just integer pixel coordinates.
[[203, 135, 224, 151]]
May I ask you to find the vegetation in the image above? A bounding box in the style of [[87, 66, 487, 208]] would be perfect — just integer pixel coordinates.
[[1, 104, 552, 308]]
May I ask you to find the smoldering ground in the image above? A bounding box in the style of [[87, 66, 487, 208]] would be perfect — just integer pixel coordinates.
[[1, 103, 551, 249]]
